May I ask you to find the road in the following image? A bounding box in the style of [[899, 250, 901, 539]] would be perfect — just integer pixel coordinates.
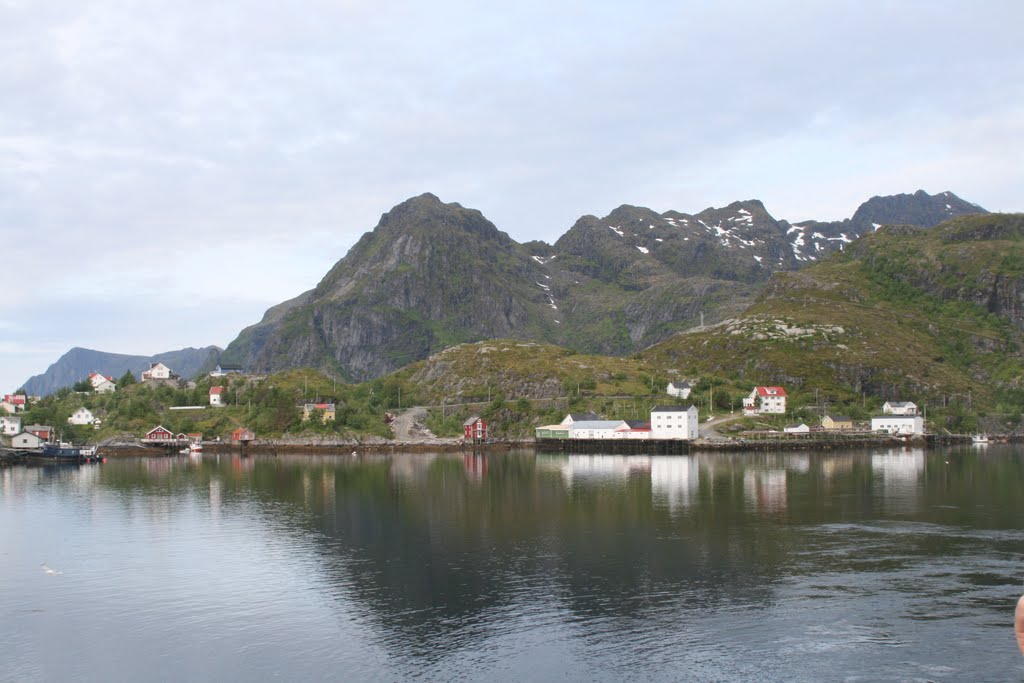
[[698, 412, 746, 440], [390, 406, 432, 441]]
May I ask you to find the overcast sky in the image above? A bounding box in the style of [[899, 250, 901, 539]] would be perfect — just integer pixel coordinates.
[[2, 0, 1022, 391]]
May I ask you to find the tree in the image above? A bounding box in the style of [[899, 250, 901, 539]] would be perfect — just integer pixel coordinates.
[[118, 370, 136, 387], [73, 378, 93, 393]]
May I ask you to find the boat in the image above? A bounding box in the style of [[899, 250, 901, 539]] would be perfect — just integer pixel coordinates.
[[189, 441, 203, 453], [37, 442, 103, 462], [971, 434, 989, 445]]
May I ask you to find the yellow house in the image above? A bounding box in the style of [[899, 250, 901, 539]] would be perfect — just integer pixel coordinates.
[[821, 414, 853, 430], [302, 403, 336, 422]]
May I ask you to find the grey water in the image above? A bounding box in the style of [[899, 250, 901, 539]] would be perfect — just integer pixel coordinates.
[[2, 446, 1024, 682]]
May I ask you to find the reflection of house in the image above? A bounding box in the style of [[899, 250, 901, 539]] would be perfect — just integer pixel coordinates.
[[650, 405, 699, 440], [882, 401, 918, 416], [89, 373, 116, 393], [742, 386, 787, 414], [666, 381, 692, 399], [871, 415, 924, 435], [11, 431, 44, 449], [820, 415, 853, 430], [0, 415, 21, 435], [209, 386, 224, 407], [67, 407, 97, 426], [463, 416, 487, 442], [302, 403, 336, 422], [784, 423, 810, 434], [141, 362, 173, 382]]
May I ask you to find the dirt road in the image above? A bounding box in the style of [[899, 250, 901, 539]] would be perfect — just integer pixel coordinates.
[[390, 406, 432, 441]]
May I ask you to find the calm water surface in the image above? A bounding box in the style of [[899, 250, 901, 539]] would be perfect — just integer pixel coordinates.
[[2, 446, 1024, 681]]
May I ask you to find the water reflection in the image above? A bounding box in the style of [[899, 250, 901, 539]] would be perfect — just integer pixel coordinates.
[[3, 446, 1024, 680]]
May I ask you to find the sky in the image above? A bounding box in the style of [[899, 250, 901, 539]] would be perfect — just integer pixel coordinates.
[[2, 0, 1022, 391]]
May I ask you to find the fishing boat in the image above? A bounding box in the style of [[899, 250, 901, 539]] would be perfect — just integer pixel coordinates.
[[37, 442, 103, 462], [971, 434, 989, 445]]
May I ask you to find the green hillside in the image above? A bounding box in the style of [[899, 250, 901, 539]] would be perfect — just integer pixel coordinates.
[[641, 214, 1024, 430]]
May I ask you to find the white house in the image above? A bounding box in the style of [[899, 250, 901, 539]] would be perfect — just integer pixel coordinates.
[[141, 362, 173, 381], [1, 394, 27, 413], [67, 407, 97, 426], [882, 401, 918, 416], [614, 420, 652, 439], [567, 420, 629, 439], [666, 381, 692, 399], [0, 415, 21, 436], [11, 431, 44, 449], [209, 363, 243, 377], [89, 373, 116, 393], [871, 415, 925, 436], [784, 423, 811, 434], [743, 386, 787, 414], [210, 386, 225, 407], [649, 405, 699, 440]]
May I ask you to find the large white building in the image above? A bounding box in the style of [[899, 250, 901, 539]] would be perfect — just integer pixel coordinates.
[[89, 373, 116, 393], [649, 405, 699, 440], [743, 386, 787, 414], [567, 420, 630, 439], [871, 415, 925, 435]]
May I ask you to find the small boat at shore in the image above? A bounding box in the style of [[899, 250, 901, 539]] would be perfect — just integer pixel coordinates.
[[971, 434, 989, 445]]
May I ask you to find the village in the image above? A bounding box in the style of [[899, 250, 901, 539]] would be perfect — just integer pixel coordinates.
[[1, 357, 938, 455]]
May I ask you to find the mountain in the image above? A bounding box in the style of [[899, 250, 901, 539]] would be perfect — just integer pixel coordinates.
[[220, 190, 988, 382], [640, 213, 1024, 413], [22, 346, 222, 396]]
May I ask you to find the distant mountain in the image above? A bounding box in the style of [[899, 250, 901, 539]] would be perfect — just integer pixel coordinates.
[[220, 190, 987, 381], [22, 346, 222, 396]]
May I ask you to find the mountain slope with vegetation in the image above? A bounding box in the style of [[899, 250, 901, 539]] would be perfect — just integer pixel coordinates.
[[640, 213, 1024, 429]]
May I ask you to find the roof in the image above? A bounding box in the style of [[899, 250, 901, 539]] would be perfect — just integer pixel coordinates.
[[147, 425, 171, 433], [463, 416, 483, 426], [824, 415, 852, 422], [210, 386, 224, 394], [568, 420, 628, 430], [885, 401, 917, 407], [217, 364, 243, 370], [304, 403, 335, 410], [650, 405, 696, 413], [624, 420, 650, 429], [784, 423, 808, 429], [755, 386, 787, 397], [25, 424, 52, 431]]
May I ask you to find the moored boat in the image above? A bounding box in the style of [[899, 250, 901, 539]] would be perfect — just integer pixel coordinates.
[[38, 442, 104, 462], [971, 434, 989, 445]]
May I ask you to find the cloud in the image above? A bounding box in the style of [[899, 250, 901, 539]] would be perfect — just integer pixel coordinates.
[[1, 0, 1022, 389]]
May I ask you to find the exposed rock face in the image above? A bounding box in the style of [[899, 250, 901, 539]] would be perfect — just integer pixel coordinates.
[[220, 191, 990, 381]]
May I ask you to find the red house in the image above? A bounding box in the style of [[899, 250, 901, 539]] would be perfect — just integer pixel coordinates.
[[463, 416, 487, 442], [145, 425, 174, 441], [231, 427, 255, 442]]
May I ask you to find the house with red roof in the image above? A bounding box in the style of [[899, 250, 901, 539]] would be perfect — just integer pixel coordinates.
[[742, 386, 787, 415], [89, 373, 116, 393], [209, 386, 225, 407]]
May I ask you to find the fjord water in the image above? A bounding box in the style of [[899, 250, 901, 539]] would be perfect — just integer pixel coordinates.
[[2, 448, 1023, 682]]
